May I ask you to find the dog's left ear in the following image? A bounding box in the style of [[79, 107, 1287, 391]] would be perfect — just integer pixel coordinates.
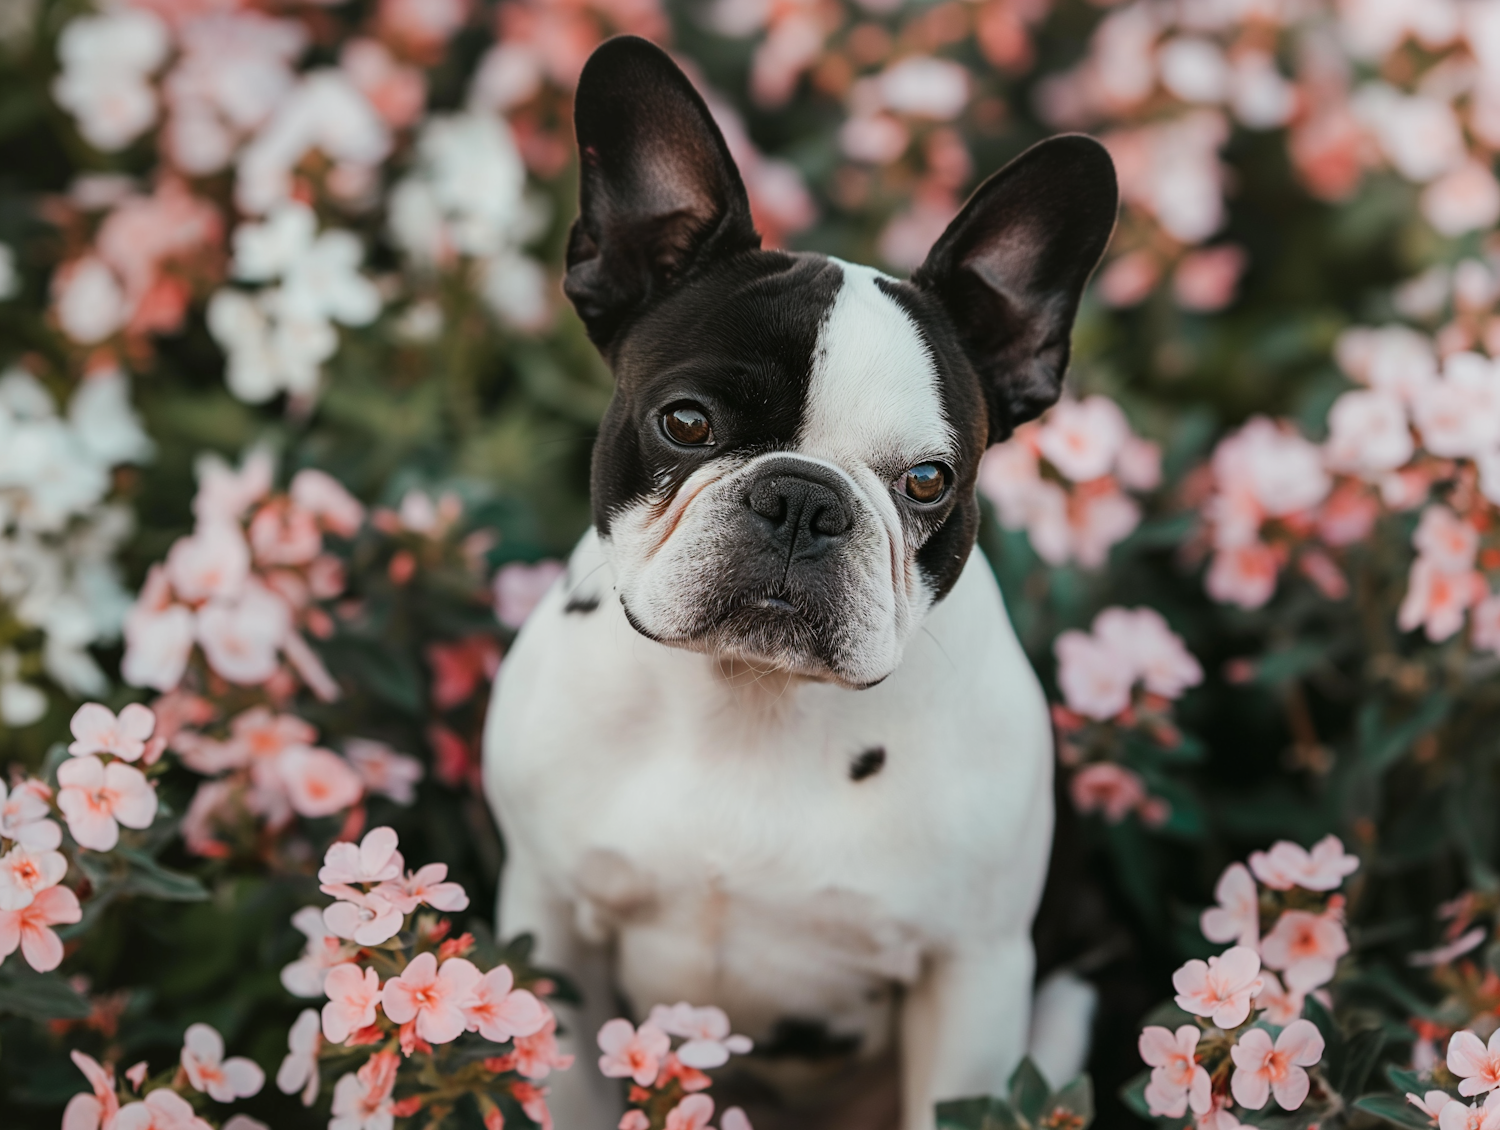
[[563, 36, 761, 351], [912, 135, 1118, 443]]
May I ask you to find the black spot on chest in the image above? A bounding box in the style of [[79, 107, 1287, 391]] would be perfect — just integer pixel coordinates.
[[849, 746, 885, 781], [757, 1017, 863, 1060], [564, 594, 600, 614]]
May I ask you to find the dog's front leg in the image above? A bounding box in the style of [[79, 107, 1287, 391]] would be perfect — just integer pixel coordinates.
[[899, 935, 1036, 1130], [499, 843, 624, 1129]]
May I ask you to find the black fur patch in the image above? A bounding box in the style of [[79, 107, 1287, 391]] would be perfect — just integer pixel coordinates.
[[756, 1017, 863, 1060], [564, 595, 600, 615], [849, 746, 886, 781]]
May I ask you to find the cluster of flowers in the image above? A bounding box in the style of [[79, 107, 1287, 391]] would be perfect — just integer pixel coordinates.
[[596, 1006, 754, 1130], [273, 825, 572, 1129], [65, 1022, 266, 1130], [979, 395, 1163, 570], [1137, 835, 1360, 1128], [0, 365, 152, 714], [1051, 605, 1202, 827]]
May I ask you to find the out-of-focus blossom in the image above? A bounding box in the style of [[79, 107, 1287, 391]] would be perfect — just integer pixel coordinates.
[[1201, 862, 1260, 948], [599, 1018, 670, 1086], [1324, 390, 1413, 475], [649, 1002, 753, 1069], [1249, 835, 1360, 891], [1070, 762, 1149, 823], [181, 1022, 265, 1102], [494, 560, 565, 629], [63, 1051, 119, 1130], [276, 1009, 323, 1106], [345, 739, 424, 805], [1174, 245, 1246, 311], [280, 747, 363, 818], [68, 702, 157, 762], [329, 1050, 397, 1130], [51, 9, 170, 151], [282, 904, 355, 998]]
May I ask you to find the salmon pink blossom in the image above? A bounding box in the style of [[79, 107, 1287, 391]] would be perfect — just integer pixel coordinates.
[[666, 1094, 716, 1130], [1172, 945, 1264, 1028], [376, 862, 469, 914], [56, 755, 157, 851], [721, 1110, 754, 1130], [166, 523, 251, 604], [320, 827, 405, 886], [329, 1050, 397, 1130], [463, 964, 548, 1042], [1399, 557, 1486, 642], [0, 884, 82, 970], [649, 1002, 754, 1069], [1439, 1097, 1500, 1130], [1092, 606, 1204, 699], [0, 779, 57, 848], [1406, 1090, 1452, 1122], [620, 1114, 651, 1130], [0, 844, 67, 910], [344, 739, 424, 804], [1249, 835, 1360, 891], [1055, 630, 1134, 719], [1323, 389, 1413, 475], [113, 1088, 214, 1130], [322, 963, 383, 1043], [1069, 763, 1148, 823], [1259, 908, 1349, 992], [1206, 542, 1280, 610], [382, 951, 482, 1044], [1140, 1025, 1212, 1117], [280, 746, 363, 818], [276, 1008, 323, 1105], [514, 1014, 575, 1079], [196, 582, 291, 685], [68, 702, 157, 761], [290, 469, 365, 537], [1230, 1019, 1324, 1110], [322, 888, 404, 946], [1201, 863, 1260, 948], [62, 1051, 118, 1130], [282, 905, 354, 997], [1035, 395, 1129, 483], [598, 1018, 671, 1086], [181, 1022, 265, 1101], [1252, 971, 1304, 1026], [494, 560, 565, 629], [1450, 1030, 1500, 1096]]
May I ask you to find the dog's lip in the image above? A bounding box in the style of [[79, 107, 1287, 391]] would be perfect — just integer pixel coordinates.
[[753, 596, 796, 613]]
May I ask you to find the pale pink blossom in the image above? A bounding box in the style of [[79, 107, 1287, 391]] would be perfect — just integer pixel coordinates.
[[63, 1050, 119, 1130], [248, 500, 322, 566], [57, 755, 157, 851], [1400, 558, 1485, 642], [1408, 1091, 1453, 1122], [1253, 971, 1304, 1026], [193, 450, 274, 527], [620, 1114, 651, 1130], [290, 469, 365, 537], [666, 1094, 716, 1130], [1116, 436, 1163, 492], [0, 885, 82, 971], [329, 1050, 397, 1130], [1055, 630, 1134, 720], [167, 524, 251, 604], [227, 707, 318, 765], [1415, 506, 1480, 571], [322, 888, 404, 946], [1478, 592, 1500, 653], [721, 1111, 754, 1130], [514, 1014, 575, 1079], [68, 702, 157, 761], [649, 1002, 754, 1069], [320, 827, 405, 887], [276, 1008, 323, 1106], [1249, 835, 1360, 891], [1410, 927, 1488, 967], [1036, 396, 1129, 483], [1206, 543, 1280, 610], [1259, 908, 1349, 993], [113, 1088, 214, 1130], [1438, 1096, 1500, 1130], [598, 1018, 671, 1087], [281, 904, 354, 997], [1324, 389, 1413, 475], [0, 845, 67, 911], [494, 560, 565, 629], [280, 747, 363, 818], [1070, 763, 1148, 823], [1423, 161, 1500, 237], [1230, 1019, 1324, 1110], [1201, 863, 1260, 948], [1450, 1030, 1500, 1096], [1140, 1025, 1212, 1118], [1172, 945, 1264, 1029], [1212, 417, 1330, 518], [1070, 486, 1142, 569], [322, 962, 383, 1044], [1412, 353, 1500, 459], [1093, 606, 1203, 699], [197, 583, 292, 685], [52, 257, 128, 344], [181, 1022, 265, 1102], [382, 952, 482, 1044], [375, 862, 469, 915], [344, 739, 424, 805], [1174, 246, 1247, 312], [463, 964, 548, 1042], [0, 778, 54, 844], [121, 571, 196, 692]]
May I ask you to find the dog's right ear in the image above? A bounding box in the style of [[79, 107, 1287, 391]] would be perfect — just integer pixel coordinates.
[[563, 36, 761, 350]]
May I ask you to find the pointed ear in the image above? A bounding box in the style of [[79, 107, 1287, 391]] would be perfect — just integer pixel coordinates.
[[912, 135, 1118, 443], [563, 36, 761, 350]]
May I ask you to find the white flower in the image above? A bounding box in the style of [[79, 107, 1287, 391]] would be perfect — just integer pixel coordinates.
[[0, 242, 17, 300], [0, 650, 46, 727], [51, 9, 169, 151]]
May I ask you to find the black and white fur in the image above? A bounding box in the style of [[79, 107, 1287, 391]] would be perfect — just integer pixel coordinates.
[[483, 36, 1117, 1130]]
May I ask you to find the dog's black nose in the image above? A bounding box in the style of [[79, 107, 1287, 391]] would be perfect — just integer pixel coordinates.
[[746, 469, 853, 560]]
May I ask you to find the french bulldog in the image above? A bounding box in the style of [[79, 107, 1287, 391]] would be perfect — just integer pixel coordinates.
[[483, 35, 1118, 1130]]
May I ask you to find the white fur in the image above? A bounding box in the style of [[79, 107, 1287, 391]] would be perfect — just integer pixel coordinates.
[[484, 531, 1056, 1130]]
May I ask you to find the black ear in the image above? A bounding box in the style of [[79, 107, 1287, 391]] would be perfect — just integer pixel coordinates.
[[563, 36, 761, 350], [912, 135, 1118, 443]]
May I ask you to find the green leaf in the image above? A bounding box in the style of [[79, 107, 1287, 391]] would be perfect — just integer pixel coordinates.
[[0, 967, 89, 1020], [1353, 1095, 1437, 1130], [115, 848, 210, 901], [936, 1097, 1024, 1130], [1008, 1058, 1052, 1123], [1253, 642, 1329, 686], [1335, 1027, 1386, 1097], [1047, 1076, 1094, 1128], [1358, 693, 1449, 776], [1384, 1068, 1429, 1096], [1119, 1073, 1155, 1122]]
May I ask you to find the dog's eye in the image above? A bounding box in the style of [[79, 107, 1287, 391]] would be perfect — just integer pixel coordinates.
[[900, 463, 948, 503], [662, 404, 714, 446]]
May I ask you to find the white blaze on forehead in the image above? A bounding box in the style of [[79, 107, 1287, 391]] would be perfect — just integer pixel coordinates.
[[799, 259, 954, 471]]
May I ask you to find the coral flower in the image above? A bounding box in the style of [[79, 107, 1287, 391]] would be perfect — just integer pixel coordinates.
[[56, 755, 158, 851], [376, 862, 469, 914], [598, 1018, 671, 1087], [1450, 1030, 1500, 1096], [666, 1094, 716, 1130], [1229, 1020, 1325, 1110], [1172, 945, 1263, 1029], [62, 1051, 118, 1130], [322, 963, 383, 1044], [649, 1002, 754, 1069], [112, 1088, 214, 1130], [382, 952, 482, 1044], [1439, 1096, 1500, 1130], [0, 845, 68, 910], [1258, 908, 1349, 993], [276, 1009, 323, 1106], [0, 884, 83, 971], [514, 1013, 575, 1079], [69, 701, 157, 761], [463, 964, 547, 1042], [330, 1050, 397, 1130], [322, 887, 404, 946]]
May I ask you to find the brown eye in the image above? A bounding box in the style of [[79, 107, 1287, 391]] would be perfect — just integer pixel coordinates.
[[663, 404, 713, 446], [901, 463, 948, 503]]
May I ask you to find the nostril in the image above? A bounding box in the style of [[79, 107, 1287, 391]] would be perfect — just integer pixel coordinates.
[[747, 479, 788, 525], [809, 501, 850, 538]]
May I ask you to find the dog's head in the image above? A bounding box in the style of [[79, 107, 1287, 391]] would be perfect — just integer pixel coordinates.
[[565, 37, 1117, 688]]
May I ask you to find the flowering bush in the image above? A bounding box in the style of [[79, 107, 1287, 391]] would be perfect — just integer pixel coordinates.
[[6, 0, 1500, 1127]]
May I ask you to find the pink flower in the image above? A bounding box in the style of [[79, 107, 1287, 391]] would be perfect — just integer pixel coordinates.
[[1409, 927, 1488, 967], [494, 560, 565, 629], [721, 1111, 754, 1130], [281, 905, 354, 997], [167, 524, 251, 604], [598, 1018, 671, 1086], [276, 1008, 322, 1105], [197, 583, 291, 685], [1139, 1025, 1212, 1117], [1230, 1019, 1324, 1110], [1249, 835, 1360, 891], [1206, 543, 1280, 610], [1092, 606, 1203, 699], [1407, 1090, 1453, 1122], [1117, 436, 1163, 491], [1259, 908, 1349, 993], [1415, 506, 1480, 571], [1400, 558, 1486, 642], [0, 845, 68, 910], [1172, 945, 1264, 1029], [1324, 389, 1413, 475], [62, 1050, 119, 1130], [0, 885, 82, 971], [649, 1002, 754, 1068], [69, 702, 157, 761], [57, 755, 158, 851], [666, 1095, 716, 1130], [1252, 971, 1304, 1026], [113, 1088, 214, 1130], [280, 747, 363, 818], [193, 450, 274, 527], [321, 963, 382, 1044], [291, 469, 365, 537], [1439, 1096, 1500, 1130], [1070, 764, 1148, 823], [1055, 630, 1133, 719], [514, 1014, 575, 1079], [122, 567, 196, 693], [248, 500, 322, 566], [620, 1114, 651, 1130], [1423, 161, 1500, 237], [329, 1050, 397, 1130], [226, 707, 318, 764], [181, 1022, 265, 1101], [344, 739, 424, 805], [322, 888, 404, 946], [1450, 1030, 1500, 1096], [382, 951, 482, 1044], [463, 964, 548, 1042], [1174, 245, 1247, 312], [1097, 250, 1161, 307], [1200, 863, 1260, 948], [1036, 396, 1129, 483], [0, 779, 56, 847], [1213, 417, 1331, 518], [319, 827, 405, 886], [1473, 595, 1500, 655], [376, 863, 469, 915]]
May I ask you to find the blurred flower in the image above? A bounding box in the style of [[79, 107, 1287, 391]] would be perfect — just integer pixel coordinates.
[[51, 9, 170, 151], [1260, 908, 1349, 992], [181, 1022, 265, 1102], [276, 1008, 323, 1106], [329, 1050, 397, 1130], [63, 1051, 119, 1130], [1069, 762, 1149, 823], [599, 1018, 670, 1086], [282, 904, 355, 997], [1248, 835, 1360, 891], [68, 702, 157, 762], [1201, 862, 1260, 948], [648, 1003, 753, 1069], [494, 560, 565, 629], [345, 739, 424, 805]]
